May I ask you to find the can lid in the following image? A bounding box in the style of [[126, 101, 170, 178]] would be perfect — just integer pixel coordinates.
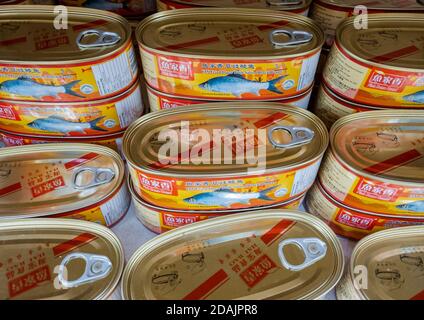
[[123, 102, 328, 176], [336, 13, 424, 70], [136, 8, 323, 57], [121, 209, 344, 300], [316, 0, 424, 10], [0, 218, 123, 300], [0, 143, 125, 218], [348, 226, 424, 300], [162, 0, 312, 10], [0, 5, 131, 63], [331, 110, 424, 184]]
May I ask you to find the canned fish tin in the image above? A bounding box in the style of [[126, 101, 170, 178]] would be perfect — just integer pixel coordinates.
[[313, 82, 381, 129], [0, 5, 138, 102], [336, 226, 424, 300], [147, 83, 314, 111], [306, 182, 424, 240], [122, 209, 343, 299], [0, 219, 123, 300], [319, 110, 424, 216], [157, 0, 312, 15], [129, 177, 305, 233], [311, 0, 424, 47], [124, 102, 328, 210], [323, 14, 424, 108], [0, 144, 129, 226], [136, 9, 324, 100], [0, 81, 143, 137], [0, 130, 125, 156]]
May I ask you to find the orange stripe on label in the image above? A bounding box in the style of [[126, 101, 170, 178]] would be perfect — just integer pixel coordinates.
[[72, 19, 108, 32], [64, 152, 99, 170], [410, 289, 424, 300], [363, 149, 422, 175], [0, 182, 22, 198], [183, 269, 229, 300], [261, 219, 294, 246], [370, 45, 419, 63], [53, 233, 97, 257], [0, 36, 27, 46], [253, 112, 288, 128]]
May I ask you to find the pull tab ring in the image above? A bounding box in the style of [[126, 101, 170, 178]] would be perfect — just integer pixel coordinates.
[[57, 253, 112, 288], [72, 167, 115, 190], [268, 126, 314, 149], [266, 0, 302, 6], [278, 238, 327, 271], [270, 29, 313, 47], [76, 29, 121, 49]]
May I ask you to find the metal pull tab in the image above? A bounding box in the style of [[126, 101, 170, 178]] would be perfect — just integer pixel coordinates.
[[72, 167, 115, 190], [266, 0, 302, 6], [278, 238, 327, 271], [58, 253, 112, 289], [76, 29, 121, 49], [270, 29, 313, 47], [268, 126, 314, 149]]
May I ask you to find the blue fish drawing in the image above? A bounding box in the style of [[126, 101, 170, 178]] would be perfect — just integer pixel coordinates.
[[403, 90, 424, 104], [0, 76, 84, 99], [396, 201, 424, 213], [199, 73, 286, 97], [184, 186, 278, 207], [27, 115, 108, 135]]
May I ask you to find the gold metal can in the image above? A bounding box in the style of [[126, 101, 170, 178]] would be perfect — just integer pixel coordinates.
[[336, 226, 424, 300], [0, 80, 143, 137], [318, 110, 424, 216], [323, 13, 424, 108], [147, 83, 314, 111], [0, 219, 123, 300], [122, 209, 344, 299], [136, 8, 324, 100], [129, 177, 305, 233], [124, 102, 328, 211], [0, 144, 130, 226], [0, 5, 138, 102], [310, 0, 424, 47], [306, 182, 424, 240], [156, 0, 312, 15]]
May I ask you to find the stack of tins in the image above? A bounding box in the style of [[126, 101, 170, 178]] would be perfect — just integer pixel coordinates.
[[0, 6, 143, 155], [305, 111, 424, 240], [312, 13, 424, 129], [123, 102, 329, 233], [135, 8, 323, 111]]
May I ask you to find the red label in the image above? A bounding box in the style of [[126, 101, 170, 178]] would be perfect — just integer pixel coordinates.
[[162, 213, 200, 227], [8, 265, 51, 298], [353, 179, 401, 201], [1, 135, 24, 146], [0, 105, 20, 121], [160, 98, 186, 109], [230, 35, 263, 49], [30, 176, 65, 198], [139, 174, 176, 195], [239, 254, 276, 288], [365, 70, 407, 92], [158, 57, 194, 80], [335, 210, 377, 230]]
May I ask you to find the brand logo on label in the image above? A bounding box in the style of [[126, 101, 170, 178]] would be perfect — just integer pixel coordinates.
[[0, 105, 20, 121], [162, 213, 198, 227], [335, 210, 376, 230], [139, 174, 176, 195], [230, 35, 263, 49], [31, 176, 66, 198], [354, 179, 401, 201], [160, 99, 185, 110], [365, 70, 407, 92], [158, 57, 194, 80], [2, 135, 24, 146]]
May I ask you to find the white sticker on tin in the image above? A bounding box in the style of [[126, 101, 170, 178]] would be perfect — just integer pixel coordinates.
[[297, 52, 320, 91], [100, 183, 130, 226], [116, 86, 143, 128], [290, 160, 322, 196]]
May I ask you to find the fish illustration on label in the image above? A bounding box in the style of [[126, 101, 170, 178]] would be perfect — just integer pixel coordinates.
[[27, 116, 108, 135], [198, 73, 285, 97], [404, 90, 424, 104], [396, 200, 424, 213], [183, 186, 277, 207], [0, 77, 84, 99]]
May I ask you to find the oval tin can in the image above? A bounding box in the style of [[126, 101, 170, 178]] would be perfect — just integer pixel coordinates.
[[0, 144, 130, 226], [136, 8, 324, 100], [310, 0, 424, 47], [318, 110, 424, 216], [0, 80, 143, 137], [147, 83, 314, 111], [323, 13, 424, 108], [156, 0, 312, 15], [0, 219, 123, 300], [129, 178, 305, 233], [336, 226, 424, 300], [306, 182, 424, 240], [122, 209, 344, 299], [124, 102, 328, 211], [0, 5, 138, 102]]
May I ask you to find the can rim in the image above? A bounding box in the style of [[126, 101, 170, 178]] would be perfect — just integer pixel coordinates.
[[0, 129, 125, 141], [160, 0, 313, 10], [314, 0, 424, 11]]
